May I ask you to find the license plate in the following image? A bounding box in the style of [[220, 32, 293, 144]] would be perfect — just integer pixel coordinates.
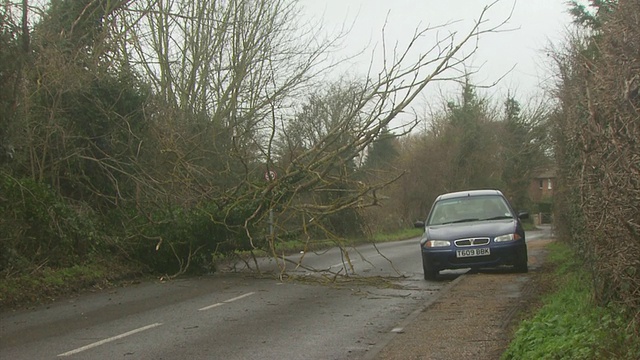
[[456, 248, 490, 258]]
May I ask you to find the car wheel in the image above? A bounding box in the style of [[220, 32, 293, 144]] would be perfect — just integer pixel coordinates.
[[422, 257, 438, 280], [514, 250, 528, 273]]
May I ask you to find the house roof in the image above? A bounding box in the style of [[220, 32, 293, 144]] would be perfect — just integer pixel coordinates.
[[532, 168, 556, 179]]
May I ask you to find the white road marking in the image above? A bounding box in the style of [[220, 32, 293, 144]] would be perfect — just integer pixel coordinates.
[[57, 323, 163, 357], [199, 302, 224, 310], [198, 292, 255, 311]]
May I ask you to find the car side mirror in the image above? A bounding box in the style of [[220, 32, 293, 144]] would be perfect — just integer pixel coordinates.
[[518, 211, 529, 220], [414, 220, 425, 228]]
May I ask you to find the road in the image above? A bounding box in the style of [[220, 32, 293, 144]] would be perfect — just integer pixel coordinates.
[[0, 227, 551, 359]]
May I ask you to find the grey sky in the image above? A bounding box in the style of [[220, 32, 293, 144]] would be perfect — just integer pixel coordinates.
[[298, 0, 576, 106]]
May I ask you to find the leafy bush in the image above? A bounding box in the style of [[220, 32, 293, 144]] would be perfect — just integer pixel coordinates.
[[0, 175, 101, 274], [105, 199, 264, 275]]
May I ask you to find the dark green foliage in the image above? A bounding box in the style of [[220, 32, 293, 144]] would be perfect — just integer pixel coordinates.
[[500, 97, 549, 211], [38, 0, 111, 50], [364, 126, 399, 169], [0, 175, 100, 273], [103, 198, 265, 275], [53, 71, 149, 206], [0, 6, 21, 161], [501, 98, 530, 210], [443, 79, 503, 190], [568, 0, 616, 29]]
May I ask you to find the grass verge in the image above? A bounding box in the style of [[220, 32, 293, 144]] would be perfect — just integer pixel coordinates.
[[502, 241, 640, 359], [0, 260, 145, 311]]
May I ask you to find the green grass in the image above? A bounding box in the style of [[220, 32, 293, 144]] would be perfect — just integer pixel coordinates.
[[502, 242, 640, 360], [0, 261, 144, 310], [0, 264, 103, 309]]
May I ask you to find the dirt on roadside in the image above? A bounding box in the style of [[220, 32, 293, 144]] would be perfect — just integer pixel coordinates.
[[372, 239, 554, 360]]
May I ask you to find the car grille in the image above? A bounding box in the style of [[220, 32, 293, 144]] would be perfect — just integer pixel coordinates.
[[454, 237, 490, 247]]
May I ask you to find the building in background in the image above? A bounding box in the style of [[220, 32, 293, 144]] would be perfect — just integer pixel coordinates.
[[529, 168, 556, 225]]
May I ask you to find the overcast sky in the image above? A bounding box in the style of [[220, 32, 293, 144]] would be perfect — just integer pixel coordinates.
[[298, 0, 577, 108]]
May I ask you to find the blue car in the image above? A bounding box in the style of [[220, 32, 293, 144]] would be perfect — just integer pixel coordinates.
[[414, 189, 529, 280]]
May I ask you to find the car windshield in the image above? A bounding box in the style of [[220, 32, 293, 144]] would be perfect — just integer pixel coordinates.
[[427, 195, 513, 226]]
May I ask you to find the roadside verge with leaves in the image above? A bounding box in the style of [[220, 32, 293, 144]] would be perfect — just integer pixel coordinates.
[[503, 241, 640, 360]]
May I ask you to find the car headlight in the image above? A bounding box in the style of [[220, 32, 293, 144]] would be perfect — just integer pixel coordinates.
[[494, 233, 522, 242], [424, 240, 451, 248]]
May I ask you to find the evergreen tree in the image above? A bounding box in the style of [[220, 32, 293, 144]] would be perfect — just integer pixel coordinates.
[[500, 97, 546, 211], [363, 126, 399, 169], [442, 78, 499, 190]]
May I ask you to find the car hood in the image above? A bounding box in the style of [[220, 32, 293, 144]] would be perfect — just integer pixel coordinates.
[[425, 219, 518, 241]]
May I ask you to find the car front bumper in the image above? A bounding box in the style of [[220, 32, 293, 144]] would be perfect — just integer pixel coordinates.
[[422, 241, 527, 271]]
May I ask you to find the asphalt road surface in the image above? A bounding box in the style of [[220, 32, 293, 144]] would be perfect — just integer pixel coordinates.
[[0, 227, 551, 359]]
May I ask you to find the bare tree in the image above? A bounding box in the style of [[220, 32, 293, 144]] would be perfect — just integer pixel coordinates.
[[236, 2, 515, 274]]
